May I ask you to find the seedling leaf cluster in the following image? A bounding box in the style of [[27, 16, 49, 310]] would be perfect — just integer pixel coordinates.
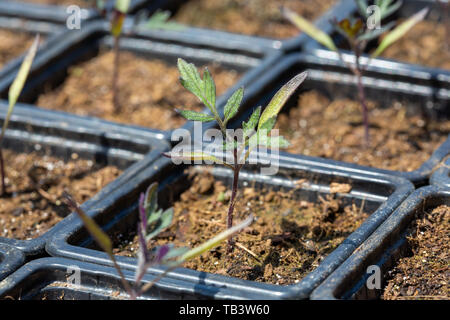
[[165, 58, 307, 252], [282, 0, 428, 145]]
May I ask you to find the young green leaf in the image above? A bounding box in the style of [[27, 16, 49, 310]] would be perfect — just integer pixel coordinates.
[[372, 7, 428, 58], [224, 88, 244, 123], [177, 110, 216, 122], [258, 72, 307, 130], [356, 21, 395, 42], [177, 215, 254, 262], [146, 208, 174, 240], [177, 58, 217, 114], [282, 7, 338, 52], [145, 11, 185, 31], [115, 0, 130, 13], [356, 0, 369, 18], [203, 68, 216, 110], [242, 106, 261, 138], [1, 35, 39, 144]]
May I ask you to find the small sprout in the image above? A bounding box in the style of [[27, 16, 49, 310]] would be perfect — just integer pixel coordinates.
[[64, 183, 252, 299], [108, 0, 130, 114], [144, 11, 185, 31], [282, 1, 428, 145], [0, 35, 40, 196], [165, 58, 307, 253]]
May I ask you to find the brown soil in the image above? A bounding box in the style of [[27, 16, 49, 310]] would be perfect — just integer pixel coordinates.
[[276, 90, 450, 171], [0, 149, 121, 240], [19, 0, 89, 6], [35, 50, 241, 131], [173, 0, 337, 39], [383, 205, 449, 300], [380, 20, 450, 69], [114, 169, 368, 285], [0, 29, 35, 69]]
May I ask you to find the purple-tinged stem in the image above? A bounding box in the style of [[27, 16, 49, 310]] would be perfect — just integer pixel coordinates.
[[112, 35, 121, 114], [0, 148, 5, 196], [226, 144, 241, 253]]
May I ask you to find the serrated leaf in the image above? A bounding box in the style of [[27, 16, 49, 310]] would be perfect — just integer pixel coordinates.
[[177, 110, 215, 122], [145, 11, 185, 31], [224, 88, 244, 123], [372, 7, 428, 58], [203, 68, 216, 110], [282, 7, 337, 52], [177, 215, 254, 262], [177, 58, 217, 114], [1, 35, 39, 144], [258, 72, 307, 130], [242, 106, 261, 138]]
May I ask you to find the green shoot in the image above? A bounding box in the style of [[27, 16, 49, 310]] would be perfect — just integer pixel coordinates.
[[282, 1, 428, 145], [143, 10, 185, 31], [0, 35, 39, 196], [63, 183, 253, 299], [108, 0, 130, 114], [164, 58, 307, 253]]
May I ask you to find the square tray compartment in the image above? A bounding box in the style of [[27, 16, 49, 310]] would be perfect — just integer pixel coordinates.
[[311, 185, 450, 300], [0, 19, 282, 141], [0, 100, 169, 257], [226, 53, 449, 186], [46, 153, 413, 299]]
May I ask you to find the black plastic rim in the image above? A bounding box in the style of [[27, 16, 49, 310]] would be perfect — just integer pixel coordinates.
[[302, 0, 450, 81], [131, 0, 355, 54], [430, 157, 450, 188], [224, 52, 449, 187], [0, 257, 275, 300], [0, 19, 283, 143], [46, 152, 414, 299], [311, 185, 450, 300], [0, 244, 25, 282], [0, 101, 169, 257]]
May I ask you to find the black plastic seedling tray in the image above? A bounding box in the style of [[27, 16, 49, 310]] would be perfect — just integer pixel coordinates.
[[0, 257, 255, 300], [0, 19, 282, 142], [311, 185, 450, 300], [225, 52, 450, 187], [0, 100, 169, 258], [0, 14, 66, 81], [0, 0, 164, 25], [133, 0, 355, 54], [430, 157, 450, 188], [46, 152, 413, 299], [0, 244, 25, 282], [304, 0, 450, 79]]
